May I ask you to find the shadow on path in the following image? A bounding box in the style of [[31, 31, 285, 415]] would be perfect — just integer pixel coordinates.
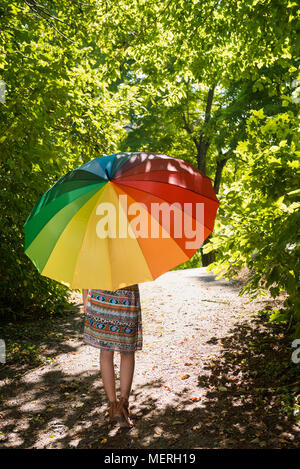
[[0, 303, 299, 448]]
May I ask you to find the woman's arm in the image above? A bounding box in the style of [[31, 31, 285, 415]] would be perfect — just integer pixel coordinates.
[[82, 289, 89, 313]]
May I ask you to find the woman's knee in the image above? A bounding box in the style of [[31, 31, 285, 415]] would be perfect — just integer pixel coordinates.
[[100, 350, 114, 360], [120, 351, 135, 360]]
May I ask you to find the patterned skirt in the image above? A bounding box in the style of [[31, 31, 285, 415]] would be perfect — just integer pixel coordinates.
[[83, 284, 142, 353]]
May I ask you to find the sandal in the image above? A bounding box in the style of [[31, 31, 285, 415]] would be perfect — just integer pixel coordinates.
[[118, 397, 134, 428]]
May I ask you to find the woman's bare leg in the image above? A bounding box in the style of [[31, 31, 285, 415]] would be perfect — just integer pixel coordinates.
[[119, 352, 135, 427], [120, 352, 135, 399], [100, 350, 116, 403]]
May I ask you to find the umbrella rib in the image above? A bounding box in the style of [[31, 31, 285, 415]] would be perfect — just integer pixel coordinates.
[[113, 154, 209, 181], [71, 184, 112, 290], [109, 183, 154, 287], [116, 178, 219, 205], [25, 182, 105, 245], [115, 181, 217, 237], [112, 154, 165, 176], [114, 183, 203, 261], [131, 209, 190, 275], [26, 174, 106, 225]]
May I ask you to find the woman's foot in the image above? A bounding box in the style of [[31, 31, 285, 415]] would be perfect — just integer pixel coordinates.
[[118, 397, 134, 428], [108, 400, 120, 423]]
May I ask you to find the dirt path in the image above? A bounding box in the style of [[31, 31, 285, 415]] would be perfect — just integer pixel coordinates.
[[0, 268, 299, 449]]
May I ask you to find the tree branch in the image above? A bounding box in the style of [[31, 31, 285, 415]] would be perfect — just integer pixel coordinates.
[[23, 0, 75, 43], [197, 86, 215, 173], [182, 111, 200, 151]]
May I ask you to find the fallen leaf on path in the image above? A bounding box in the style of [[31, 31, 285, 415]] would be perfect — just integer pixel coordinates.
[[180, 374, 190, 380], [218, 386, 227, 392], [162, 385, 171, 391], [154, 427, 163, 435], [193, 424, 202, 430]]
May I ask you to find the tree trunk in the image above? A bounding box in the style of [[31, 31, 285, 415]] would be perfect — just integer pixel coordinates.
[[198, 87, 216, 266], [196, 86, 215, 174], [200, 234, 216, 266], [201, 156, 228, 266], [182, 86, 219, 267], [214, 156, 228, 194]]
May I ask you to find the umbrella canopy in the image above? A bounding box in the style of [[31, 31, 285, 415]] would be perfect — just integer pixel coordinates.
[[24, 152, 219, 290]]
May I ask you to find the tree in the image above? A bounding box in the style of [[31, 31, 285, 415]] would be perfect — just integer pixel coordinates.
[[1, 0, 298, 330], [0, 0, 135, 319]]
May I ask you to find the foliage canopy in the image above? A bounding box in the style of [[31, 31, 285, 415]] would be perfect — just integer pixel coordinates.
[[0, 0, 299, 336]]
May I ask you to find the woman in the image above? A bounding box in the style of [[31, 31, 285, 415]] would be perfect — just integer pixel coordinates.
[[82, 285, 142, 427]]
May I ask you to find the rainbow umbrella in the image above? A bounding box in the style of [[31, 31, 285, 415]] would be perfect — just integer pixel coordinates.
[[24, 152, 219, 290]]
